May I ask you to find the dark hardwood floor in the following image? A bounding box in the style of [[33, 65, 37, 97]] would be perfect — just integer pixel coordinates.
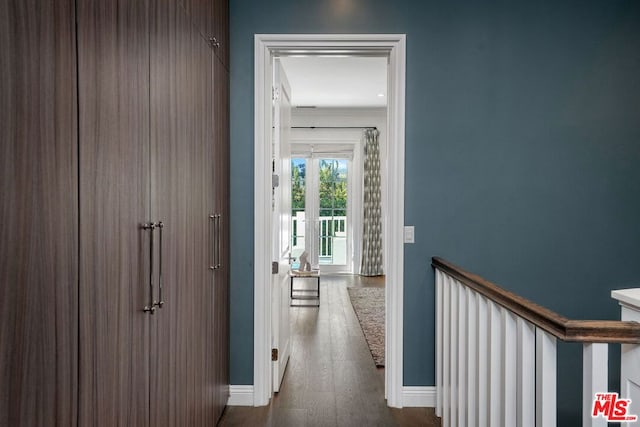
[[219, 275, 440, 426]]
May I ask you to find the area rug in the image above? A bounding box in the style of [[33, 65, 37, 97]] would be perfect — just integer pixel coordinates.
[[347, 287, 385, 367]]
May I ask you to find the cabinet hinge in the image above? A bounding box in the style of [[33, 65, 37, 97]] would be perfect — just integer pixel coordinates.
[[208, 37, 220, 49], [272, 261, 279, 274], [272, 86, 280, 102], [272, 348, 278, 361]]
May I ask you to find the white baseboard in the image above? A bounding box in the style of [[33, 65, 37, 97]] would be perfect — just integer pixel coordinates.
[[227, 385, 255, 406], [227, 384, 435, 408], [402, 386, 437, 407]]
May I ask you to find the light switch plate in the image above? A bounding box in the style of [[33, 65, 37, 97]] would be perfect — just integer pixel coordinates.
[[404, 226, 415, 243]]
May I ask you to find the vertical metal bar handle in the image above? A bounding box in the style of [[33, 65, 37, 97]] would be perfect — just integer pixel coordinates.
[[216, 214, 222, 269], [143, 222, 156, 314], [209, 214, 217, 270], [156, 222, 164, 308]]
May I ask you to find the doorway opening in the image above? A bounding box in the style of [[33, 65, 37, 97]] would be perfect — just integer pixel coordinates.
[[254, 34, 406, 408]]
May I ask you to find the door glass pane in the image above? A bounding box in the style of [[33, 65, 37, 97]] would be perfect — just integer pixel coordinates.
[[318, 159, 347, 266], [291, 158, 306, 265]]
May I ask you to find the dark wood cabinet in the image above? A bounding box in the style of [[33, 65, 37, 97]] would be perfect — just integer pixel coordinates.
[[1, 0, 229, 425], [0, 1, 78, 425]]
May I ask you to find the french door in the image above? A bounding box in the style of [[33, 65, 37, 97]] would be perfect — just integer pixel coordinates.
[[291, 156, 353, 273]]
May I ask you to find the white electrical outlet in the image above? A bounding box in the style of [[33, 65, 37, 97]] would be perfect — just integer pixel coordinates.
[[404, 226, 415, 243]]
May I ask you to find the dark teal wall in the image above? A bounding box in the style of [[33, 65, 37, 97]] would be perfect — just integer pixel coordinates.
[[230, 0, 640, 423]]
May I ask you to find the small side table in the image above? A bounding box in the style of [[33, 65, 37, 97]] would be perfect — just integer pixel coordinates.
[[290, 269, 320, 307]]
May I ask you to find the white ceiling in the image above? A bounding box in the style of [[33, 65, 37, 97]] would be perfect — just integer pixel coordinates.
[[278, 56, 388, 108]]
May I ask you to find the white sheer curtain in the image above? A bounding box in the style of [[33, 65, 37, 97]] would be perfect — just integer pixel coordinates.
[[360, 129, 383, 276]]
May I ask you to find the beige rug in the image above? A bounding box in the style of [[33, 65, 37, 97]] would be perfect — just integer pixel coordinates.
[[347, 287, 385, 367]]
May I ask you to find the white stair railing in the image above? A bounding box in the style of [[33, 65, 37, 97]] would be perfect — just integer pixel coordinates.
[[433, 257, 640, 427]]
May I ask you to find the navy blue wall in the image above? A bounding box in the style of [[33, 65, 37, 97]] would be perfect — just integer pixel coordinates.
[[230, 0, 640, 423]]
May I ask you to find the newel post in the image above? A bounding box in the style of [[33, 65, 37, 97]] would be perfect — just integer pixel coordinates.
[[611, 289, 640, 423]]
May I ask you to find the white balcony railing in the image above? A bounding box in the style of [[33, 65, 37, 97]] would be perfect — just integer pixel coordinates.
[[433, 257, 640, 427], [292, 212, 346, 264]]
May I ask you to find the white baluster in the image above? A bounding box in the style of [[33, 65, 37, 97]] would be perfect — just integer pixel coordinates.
[[582, 343, 608, 427], [457, 281, 468, 427], [442, 275, 451, 427], [516, 318, 535, 427], [489, 302, 503, 427], [466, 289, 477, 427], [450, 279, 459, 427], [477, 295, 489, 427], [436, 270, 443, 418], [502, 309, 517, 426], [535, 329, 557, 427]]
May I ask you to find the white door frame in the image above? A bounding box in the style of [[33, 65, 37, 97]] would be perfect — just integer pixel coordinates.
[[254, 34, 406, 407]]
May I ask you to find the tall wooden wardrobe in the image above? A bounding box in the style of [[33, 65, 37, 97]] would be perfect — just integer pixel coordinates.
[[0, 0, 229, 425]]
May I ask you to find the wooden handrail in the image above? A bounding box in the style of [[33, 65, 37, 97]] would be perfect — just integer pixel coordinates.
[[432, 257, 640, 344]]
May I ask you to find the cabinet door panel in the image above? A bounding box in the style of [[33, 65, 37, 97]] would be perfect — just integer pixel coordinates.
[[0, 1, 78, 425], [210, 55, 231, 423], [150, 2, 214, 425], [77, 1, 151, 425], [149, 1, 190, 424]]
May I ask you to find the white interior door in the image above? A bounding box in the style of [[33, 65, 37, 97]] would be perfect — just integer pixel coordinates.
[[271, 58, 292, 392]]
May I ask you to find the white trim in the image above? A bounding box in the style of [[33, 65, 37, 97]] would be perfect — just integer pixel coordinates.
[[254, 33, 406, 408], [403, 386, 437, 408], [384, 34, 406, 408], [253, 37, 274, 407], [227, 385, 255, 406]]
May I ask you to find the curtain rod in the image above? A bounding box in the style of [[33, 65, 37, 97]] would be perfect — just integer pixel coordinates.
[[291, 126, 377, 130]]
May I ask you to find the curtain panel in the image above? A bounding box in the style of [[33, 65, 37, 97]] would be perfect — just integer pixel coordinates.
[[360, 129, 383, 276]]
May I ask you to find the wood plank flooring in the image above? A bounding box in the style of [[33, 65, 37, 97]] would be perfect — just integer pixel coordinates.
[[219, 275, 440, 426]]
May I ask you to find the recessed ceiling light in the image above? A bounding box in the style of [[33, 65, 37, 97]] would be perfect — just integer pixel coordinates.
[[377, 93, 385, 97]]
